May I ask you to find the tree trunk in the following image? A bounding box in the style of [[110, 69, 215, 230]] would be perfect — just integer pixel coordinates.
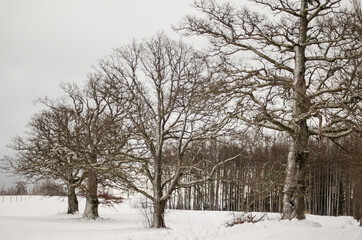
[[282, 132, 309, 220], [153, 199, 167, 228], [67, 184, 79, 214], [152, 179, 166, 228], [282, 0, 310, 220], [152, 148, 167, 228], [83, 169, 99, 219], [353, 173, 362, 226]]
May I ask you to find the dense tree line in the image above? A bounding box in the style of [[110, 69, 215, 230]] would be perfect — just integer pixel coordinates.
[[0, 180, 65, 196], [166, 134, 362, 221], [1, 0, 361, 228]]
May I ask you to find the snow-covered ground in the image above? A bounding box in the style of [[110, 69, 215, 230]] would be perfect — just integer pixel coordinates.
[[0, 196, 361, 240]]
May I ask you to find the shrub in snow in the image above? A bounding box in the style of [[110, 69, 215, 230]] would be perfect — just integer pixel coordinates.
[[98, 192, 123, 208], [226, 213, 267, 227]]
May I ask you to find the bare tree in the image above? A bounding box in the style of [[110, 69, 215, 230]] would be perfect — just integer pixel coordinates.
[[178, 0, 362, 220], [96, 33, 239, 228], [59, 80, 128, 219], [6, 105, 84, 214], [5, 78, 127, 218]]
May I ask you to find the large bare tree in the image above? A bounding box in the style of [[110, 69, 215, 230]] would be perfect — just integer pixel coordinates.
[[96, 34, 239, 228], [59, 80, 128, 219], [178, 0, 362, 219]]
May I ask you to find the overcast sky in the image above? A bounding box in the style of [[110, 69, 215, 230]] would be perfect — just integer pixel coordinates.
[[0, 0, 198, 187]]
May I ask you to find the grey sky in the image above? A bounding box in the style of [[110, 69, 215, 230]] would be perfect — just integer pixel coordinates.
[[0, 0, 196, 187]]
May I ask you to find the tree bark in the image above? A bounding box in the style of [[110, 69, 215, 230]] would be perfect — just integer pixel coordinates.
[[353, 172, 362, 226], [152, 150, 167, 228], [153, 199, 167, 228], [282, 0, 309, 220], [67, 184, 79, 214], [282, 131, 309, 220], [83, 169, 99, 219]]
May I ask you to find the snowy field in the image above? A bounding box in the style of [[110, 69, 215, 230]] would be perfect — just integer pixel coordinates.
[[0, 196, 361, 240]]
